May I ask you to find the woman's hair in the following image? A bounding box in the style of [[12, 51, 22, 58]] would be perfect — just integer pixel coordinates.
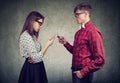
[[19, 11, 44, 38]]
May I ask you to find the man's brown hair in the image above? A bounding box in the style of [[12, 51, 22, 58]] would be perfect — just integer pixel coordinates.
[[74, 2, 92, 13]]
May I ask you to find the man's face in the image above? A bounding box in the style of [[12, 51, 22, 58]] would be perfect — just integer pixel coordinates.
[[74, 9, 87, 24]]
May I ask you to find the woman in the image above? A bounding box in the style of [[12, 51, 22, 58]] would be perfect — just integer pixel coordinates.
[[18, 11, 55, 83]]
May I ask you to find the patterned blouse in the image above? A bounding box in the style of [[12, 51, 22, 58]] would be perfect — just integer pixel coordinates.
[[19, 30, 43, 63]]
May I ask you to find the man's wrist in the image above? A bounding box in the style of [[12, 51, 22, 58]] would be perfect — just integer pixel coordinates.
[[63, 41, 67, 45]]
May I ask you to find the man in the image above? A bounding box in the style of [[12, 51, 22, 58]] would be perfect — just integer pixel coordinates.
[[57, 2, 105, 83]]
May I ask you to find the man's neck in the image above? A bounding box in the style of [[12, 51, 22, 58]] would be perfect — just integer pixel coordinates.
[[83, 17, 90, 25], [79, 17, 90, 29]]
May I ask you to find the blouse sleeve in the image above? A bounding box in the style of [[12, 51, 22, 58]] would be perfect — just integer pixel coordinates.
[[19, 32, 43, 63]]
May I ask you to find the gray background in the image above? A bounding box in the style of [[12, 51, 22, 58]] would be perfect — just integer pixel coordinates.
[[0, 0, 120, 83]]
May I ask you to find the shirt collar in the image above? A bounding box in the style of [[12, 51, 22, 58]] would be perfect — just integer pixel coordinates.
[[79, 21, 92, 30], [79, 23, 85, 29]]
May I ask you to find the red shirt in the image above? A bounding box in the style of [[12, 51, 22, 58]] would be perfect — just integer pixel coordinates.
[[64, 21, 105, 77]]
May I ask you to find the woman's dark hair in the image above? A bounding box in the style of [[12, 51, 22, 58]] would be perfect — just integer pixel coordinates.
[[74, 2, 92, 13], [20, 11, 44, 38]]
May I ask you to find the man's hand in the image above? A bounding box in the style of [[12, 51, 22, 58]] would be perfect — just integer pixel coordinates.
[[57, 36, 67, 44], [28, 57, 35, 64], [74, 71, 83, 79]]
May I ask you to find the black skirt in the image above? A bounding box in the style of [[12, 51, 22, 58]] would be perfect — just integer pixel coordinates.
[[18, 59, 48, 83]]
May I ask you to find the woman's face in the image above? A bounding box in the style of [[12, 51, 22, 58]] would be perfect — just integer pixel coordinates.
[[33, 18, 43, 32]]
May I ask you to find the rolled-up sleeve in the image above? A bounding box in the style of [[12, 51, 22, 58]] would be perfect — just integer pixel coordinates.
[[80, 29, 105, 77], [64, 42, 73, 54]]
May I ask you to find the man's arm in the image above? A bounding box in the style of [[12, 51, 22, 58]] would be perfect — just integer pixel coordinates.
[[57, 36, 73, 54], [64, 42, 73, 54], [80, 29, 105, 77]]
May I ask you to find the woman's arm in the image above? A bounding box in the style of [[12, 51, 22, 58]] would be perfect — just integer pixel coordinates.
[[28, 37, 55, 63], [41, 37, 55, 55], [19, 32, 55, 63]]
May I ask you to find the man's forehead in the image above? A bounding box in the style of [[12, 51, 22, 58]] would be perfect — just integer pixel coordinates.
[[75, 9, 84, 13]]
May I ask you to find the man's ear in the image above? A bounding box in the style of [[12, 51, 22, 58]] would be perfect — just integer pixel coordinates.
[[84, 11, 89, 16], [86, 10, 91, 16]]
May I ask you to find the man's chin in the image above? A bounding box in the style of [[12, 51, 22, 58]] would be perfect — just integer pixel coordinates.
[[77, 22, 82, 24], [76, 21, 82, 24]]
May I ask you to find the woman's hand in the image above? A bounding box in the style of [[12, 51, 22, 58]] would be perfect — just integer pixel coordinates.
[[47, 35, 55, 46], [28, 57, 35, 64], [41, 35, 55, 55]]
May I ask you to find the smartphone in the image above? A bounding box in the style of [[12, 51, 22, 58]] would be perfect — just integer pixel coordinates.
[[57, 34, 60, 38]]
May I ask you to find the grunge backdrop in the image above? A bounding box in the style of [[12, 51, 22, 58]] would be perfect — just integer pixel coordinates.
[[0, 0, 119, 83]]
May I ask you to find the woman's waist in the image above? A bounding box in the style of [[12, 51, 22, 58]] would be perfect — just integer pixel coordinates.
[[25, 57, 43, 64]]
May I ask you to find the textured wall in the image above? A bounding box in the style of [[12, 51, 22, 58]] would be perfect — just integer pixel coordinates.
[[0, 0, 119, 83]]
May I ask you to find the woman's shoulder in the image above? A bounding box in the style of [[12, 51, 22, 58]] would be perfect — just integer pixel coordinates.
[[19, 31, 32, 41]]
